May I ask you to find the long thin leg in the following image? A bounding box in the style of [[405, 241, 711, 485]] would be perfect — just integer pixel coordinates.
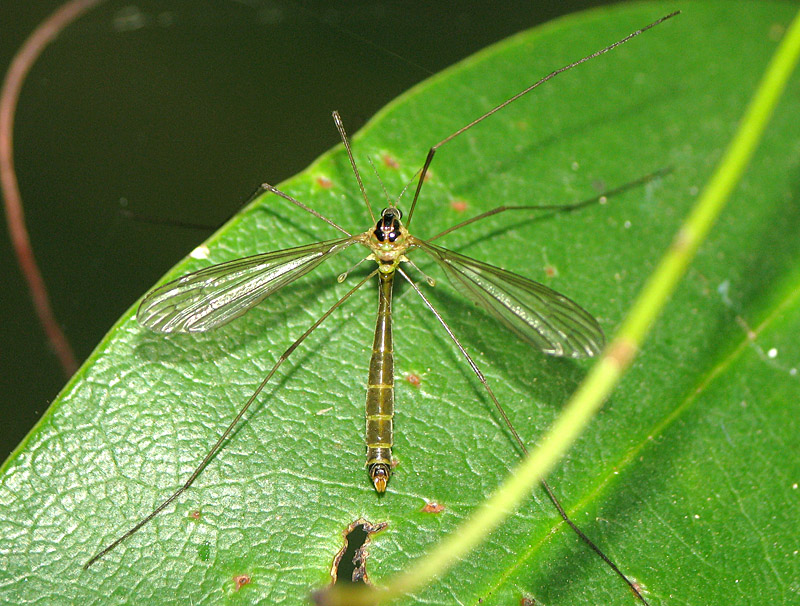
[[397, 267, 650, 605], [404, 11, 680, 227], [427, 169, 671, 242], [120, 180, 353, 236], [84, 269, 378, 569], [118, 209, 224, 231], [120, 183, 353, 236], [333, 111, 375, 223], [256, 182, 351, 236]]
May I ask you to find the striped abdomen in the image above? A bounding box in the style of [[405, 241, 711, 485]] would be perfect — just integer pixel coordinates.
[[365, 271, 394, 492]]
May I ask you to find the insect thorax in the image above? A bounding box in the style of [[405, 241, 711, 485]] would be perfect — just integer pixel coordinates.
[[361, 207, 411, 272]]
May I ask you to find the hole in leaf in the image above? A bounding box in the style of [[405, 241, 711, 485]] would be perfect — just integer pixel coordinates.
[[331, 519, 387, 585]]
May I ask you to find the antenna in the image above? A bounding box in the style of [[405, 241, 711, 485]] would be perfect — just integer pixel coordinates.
[[366, 155, 395, 208]]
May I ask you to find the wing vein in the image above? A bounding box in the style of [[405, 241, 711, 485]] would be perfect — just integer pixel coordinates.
[[137, 237, 356, 333], [413, 239, 604, 358]]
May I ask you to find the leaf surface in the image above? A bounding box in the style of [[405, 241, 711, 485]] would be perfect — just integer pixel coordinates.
[[2, 2, 799, 605]]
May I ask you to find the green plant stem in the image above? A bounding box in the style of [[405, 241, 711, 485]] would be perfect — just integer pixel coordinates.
[[319, 7, 800, 606]]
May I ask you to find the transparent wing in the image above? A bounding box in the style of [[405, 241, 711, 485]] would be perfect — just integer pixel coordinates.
[[137, 237, 356, 333], [414, 240, 604, 358]]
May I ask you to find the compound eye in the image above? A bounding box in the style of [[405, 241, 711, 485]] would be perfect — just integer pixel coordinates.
[[380, 206, 402, 220]]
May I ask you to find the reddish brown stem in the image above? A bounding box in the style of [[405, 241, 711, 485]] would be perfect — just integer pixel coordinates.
[[1, 0, 107, 377]]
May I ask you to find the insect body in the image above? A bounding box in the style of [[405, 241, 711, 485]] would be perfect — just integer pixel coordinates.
[[360, 203, 605, 490], [363, 207, 406, 492], [88, 13, 679, 604], [137, 200, 603, 492]]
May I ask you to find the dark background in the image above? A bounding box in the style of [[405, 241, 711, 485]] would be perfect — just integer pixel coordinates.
[[1, 0, 615, 459]]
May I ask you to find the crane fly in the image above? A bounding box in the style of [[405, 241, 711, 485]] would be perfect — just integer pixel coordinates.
[[86, 11, 679, 604]]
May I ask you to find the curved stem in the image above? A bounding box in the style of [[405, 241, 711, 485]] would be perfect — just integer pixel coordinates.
[[1, 0, 107, 376]]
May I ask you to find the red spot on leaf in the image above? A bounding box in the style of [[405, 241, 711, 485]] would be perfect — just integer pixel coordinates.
[[233, 574, 251, 591], [405, 372, 421, 387], [629, 579, 648, 601], [316, 176, 333, 189], [382, 153, 399, 169], [421, 501, 445, 514], [450, 199, 468, 213]]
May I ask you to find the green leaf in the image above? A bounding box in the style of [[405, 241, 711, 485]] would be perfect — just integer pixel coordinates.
[[2, 2, 799, 605]]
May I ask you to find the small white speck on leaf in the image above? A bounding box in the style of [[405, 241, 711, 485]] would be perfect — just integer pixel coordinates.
[[190, 245, 210, 260]]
